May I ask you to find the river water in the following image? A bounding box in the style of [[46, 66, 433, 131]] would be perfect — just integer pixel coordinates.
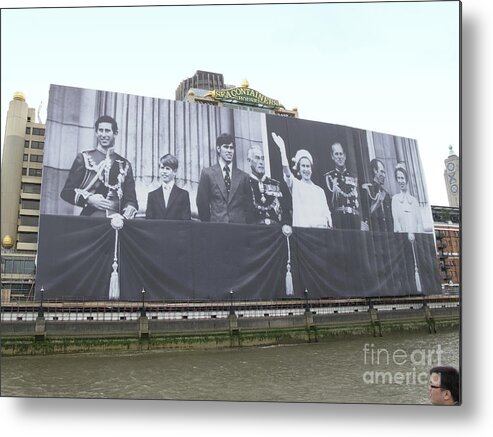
[[1, 330, 459, 404]]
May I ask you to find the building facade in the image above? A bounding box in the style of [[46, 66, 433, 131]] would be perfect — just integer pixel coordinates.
[[175, 70, 227, 101], [432, 205, 460, 293], [1, 92, 44, 301]]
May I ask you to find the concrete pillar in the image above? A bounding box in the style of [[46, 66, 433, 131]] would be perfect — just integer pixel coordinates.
[[304, 311, 317, 343], [304, 311, 314, 328], [423, 303, 437, 334], [228, 314, 240, 347], [228, 313, 238, 332], [369, 308, 382, 337], [1, 93, 28, 244], [139, 316, 149, 338], [1, 289, 11, 304], [34, 316, 46, 341]]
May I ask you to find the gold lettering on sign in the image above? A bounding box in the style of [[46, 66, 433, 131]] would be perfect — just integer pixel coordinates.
[[212, 87, 282, 109]]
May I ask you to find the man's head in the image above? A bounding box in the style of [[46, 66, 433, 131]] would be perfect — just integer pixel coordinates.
[[95, 115, 118, 149], [159, 154, 178, 184], [370, 159, 386, 186], [429, 366, 460, 405], [247, 144, 265, 178], [331, 142, 346, 169], [216, 133, 235, 164]]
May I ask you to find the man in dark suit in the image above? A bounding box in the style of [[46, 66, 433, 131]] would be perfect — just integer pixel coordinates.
[[196, 133, 253, 224], [145, 154, 191, 220], [60, 115, 138, 218]]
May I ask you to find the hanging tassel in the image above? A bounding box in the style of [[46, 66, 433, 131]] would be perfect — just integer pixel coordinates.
[[285, 263, 294, 296], [282, 225, 294, 296], [415, 266, 422, 293], [109, 215, 124, 300], [411, 238, 422, 293], [109, 258, 120, 300]]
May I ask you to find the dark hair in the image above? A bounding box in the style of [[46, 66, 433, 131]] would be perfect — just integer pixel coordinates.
[[159, 153, 178, 171], [216, 133, 234, 148], [95, 115, 118, 134], [430, 366, 460, 403], [394, 166, 408, 183], [370, 158, 384, 175], [331, 142, 344, 155]]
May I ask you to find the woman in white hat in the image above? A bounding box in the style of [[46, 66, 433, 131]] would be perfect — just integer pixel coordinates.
[[271, 132, 332, 229]]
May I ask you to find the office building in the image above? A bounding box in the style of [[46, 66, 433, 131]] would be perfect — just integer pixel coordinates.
[[1, 92, 44, 301]]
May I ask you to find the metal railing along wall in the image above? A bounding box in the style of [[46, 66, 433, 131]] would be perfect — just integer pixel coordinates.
[[1, 296, 460, 323]]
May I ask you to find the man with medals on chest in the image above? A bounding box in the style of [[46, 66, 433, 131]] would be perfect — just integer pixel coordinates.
[[60, 115, 138, 219], [361, 158, 394, 232], [325, 142, 362, 230], [247, 144, 283, 225]]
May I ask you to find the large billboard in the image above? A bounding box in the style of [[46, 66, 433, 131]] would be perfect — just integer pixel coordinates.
[[36, 85, 440, 300]]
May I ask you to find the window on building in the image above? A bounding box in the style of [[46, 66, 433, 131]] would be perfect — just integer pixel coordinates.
[[31, 141, 44, 149], [18, 233, 38, 244], [1, 257, 36, 275], [32, 128, 45, 136], [22, 168, 27, 176], [25, 127, 31, 134], [28, 168, 42, 177], [25, 140, 30, 148], [21, 199, 40, 210], [1, 258, 13, 274], [20, 216, 39, 227], [23, 154, 28, 161], [446, 230, 460, 254], [22, 183, 41, 194], [12, 283, 34, 293], [29, 154, 43, 163]]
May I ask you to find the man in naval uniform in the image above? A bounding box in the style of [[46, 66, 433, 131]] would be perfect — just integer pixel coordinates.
[[60, 115, 138, 218], [325, 142, 361, 230], [247, 144, 283, 225], [361, 158, 394, 232]]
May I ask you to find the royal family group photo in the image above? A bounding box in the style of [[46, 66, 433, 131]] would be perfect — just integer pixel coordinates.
[[36, 85, 440, 301]]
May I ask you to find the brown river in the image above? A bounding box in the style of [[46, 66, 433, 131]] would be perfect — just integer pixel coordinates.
[[1, 329, 459, 404]]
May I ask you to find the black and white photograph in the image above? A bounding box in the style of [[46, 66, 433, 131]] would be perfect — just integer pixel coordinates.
[[34, 84, 440, 301]]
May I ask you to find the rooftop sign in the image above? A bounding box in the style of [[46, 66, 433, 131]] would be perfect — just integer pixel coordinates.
[[206, 85, 283, 110]]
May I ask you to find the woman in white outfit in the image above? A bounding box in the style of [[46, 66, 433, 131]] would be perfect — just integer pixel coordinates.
[[271, 132, 332, 229], [391, 164, 425, 293], [391, 165, 423, 240]]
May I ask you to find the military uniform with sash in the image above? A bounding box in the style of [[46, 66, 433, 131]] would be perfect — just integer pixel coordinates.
[[361, 182, 394, 232], [249, 174, 283, 225], [325, 167, 361, 230], [60, 148, 138, 217]]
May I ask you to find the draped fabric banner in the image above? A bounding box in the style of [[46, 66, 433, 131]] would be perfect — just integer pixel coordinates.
[[36, 84, 441, 300], [36, 215, 440, 300]]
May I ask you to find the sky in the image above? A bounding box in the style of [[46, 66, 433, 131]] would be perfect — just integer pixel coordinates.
[[0, 0, 459, 206]]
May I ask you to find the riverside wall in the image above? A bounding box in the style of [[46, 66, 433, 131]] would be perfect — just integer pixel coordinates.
[[1, 305, 460, 356]]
